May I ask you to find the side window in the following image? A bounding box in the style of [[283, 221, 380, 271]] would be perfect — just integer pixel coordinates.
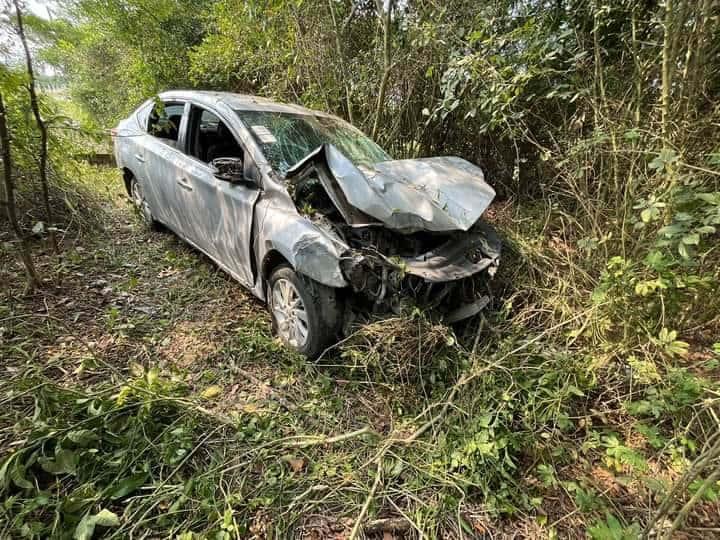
[[147, 102, 185, 145], [187, 106, 244, 164]]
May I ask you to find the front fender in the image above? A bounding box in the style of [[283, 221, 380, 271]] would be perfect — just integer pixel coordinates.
[[261, 210, 348, 288]]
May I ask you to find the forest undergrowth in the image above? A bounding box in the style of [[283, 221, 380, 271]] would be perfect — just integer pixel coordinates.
[[1, 165, 718, 539], [1, 0, 720, 538]]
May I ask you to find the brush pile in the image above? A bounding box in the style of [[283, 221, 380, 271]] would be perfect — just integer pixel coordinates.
[[338, 314, 461, 385]]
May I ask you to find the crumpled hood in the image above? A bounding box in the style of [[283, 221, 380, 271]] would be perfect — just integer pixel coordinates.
[[358, 156, 496, 231], [286, 144, 496, 232]]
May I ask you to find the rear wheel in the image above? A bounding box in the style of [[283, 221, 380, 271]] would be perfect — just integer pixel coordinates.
[[130, 177, 158, 229], [268, 265, 341, 358]]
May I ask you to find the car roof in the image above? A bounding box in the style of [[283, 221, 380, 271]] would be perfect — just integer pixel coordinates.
[[158, 90, 334, 118]]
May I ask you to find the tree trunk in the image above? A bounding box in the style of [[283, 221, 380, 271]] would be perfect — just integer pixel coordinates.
[[660, 0, 674, 147], [328, 0, 354, 124], [371, 0, 394, 140], [0, 90, 41, 291], [13, 0, 57, 252]]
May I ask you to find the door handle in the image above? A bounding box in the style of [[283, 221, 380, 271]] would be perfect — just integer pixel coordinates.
[[134, 153, 145, 163], [177, 178, 193, 191]]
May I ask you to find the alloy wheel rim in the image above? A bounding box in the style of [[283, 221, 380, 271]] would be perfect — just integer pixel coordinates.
[[271, 278, 309, 348], [131, 180, 143, 209], [131, 180, 151, 223]]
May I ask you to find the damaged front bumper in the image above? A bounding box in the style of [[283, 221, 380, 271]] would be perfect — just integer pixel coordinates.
[[339, 221, 501, 323], [284, 143, 502, 324]]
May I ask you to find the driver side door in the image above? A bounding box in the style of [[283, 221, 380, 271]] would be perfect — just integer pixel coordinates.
[[178, 104, 260, 288]]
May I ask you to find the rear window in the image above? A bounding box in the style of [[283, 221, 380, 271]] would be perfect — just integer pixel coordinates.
[[147, 102, 184, 141]]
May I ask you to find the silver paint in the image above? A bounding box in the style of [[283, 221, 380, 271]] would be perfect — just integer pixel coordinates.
[[114, 90, 497, 309]]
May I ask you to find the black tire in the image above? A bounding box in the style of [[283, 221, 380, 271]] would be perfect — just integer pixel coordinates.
[[129, 177, 159, 230], [268, 265, 342, 359]]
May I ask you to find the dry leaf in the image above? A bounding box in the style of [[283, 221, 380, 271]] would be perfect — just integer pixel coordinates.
[[201, 385, 222, 399], [288, 457, 306, 473], [242, 402, 259, 413], [383, 532, 395, 540]]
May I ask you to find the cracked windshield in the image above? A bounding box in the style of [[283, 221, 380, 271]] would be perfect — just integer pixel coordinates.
[[236, 110, 390, 174]]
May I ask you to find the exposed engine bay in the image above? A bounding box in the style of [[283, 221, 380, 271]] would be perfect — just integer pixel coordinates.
[[285, 146, 502, 323]]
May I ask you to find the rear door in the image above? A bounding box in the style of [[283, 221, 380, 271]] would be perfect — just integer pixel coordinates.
[[115, 101, 153, 184], [174, 104, 260, 287], [142, 101, 189, 233]]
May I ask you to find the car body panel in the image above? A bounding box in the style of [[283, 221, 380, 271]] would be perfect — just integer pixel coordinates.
[[254, 195, 349, 288], [173, 149, 261, 288], [114, 90, 499, 321]]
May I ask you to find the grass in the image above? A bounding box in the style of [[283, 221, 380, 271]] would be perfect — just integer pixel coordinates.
[[1, 166, 719, 539]]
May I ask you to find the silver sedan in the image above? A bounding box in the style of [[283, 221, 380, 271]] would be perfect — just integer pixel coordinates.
[[113, 91, 501, 357]]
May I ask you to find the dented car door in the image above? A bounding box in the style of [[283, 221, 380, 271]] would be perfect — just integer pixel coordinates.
[[177, 104, 260, 287]]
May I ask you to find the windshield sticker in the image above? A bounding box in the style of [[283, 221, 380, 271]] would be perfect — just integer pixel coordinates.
[[251, 125, 277, 144]]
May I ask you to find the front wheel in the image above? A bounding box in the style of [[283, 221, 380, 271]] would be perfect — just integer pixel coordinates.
[[268, 265, 342, 358], [130, 177, 158, 229]]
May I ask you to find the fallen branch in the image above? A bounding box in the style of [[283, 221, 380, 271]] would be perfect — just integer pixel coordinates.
[[662, 466, 720, 540], [349, 462, 383, 540], [644, 435, 720, 538], [284, 426, 373, 448], [363, 517, 413, 534]]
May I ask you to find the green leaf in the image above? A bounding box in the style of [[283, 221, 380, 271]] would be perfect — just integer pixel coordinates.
[[678, 242, 690, 259], [649, 148, 679, 172], [74, 509, 120, 540], [200, 385, 222, 399], [635, 424, 665, 449], [93, 509, 120, 527], [681, 233, 700, 245], [67, 429, 100, 447], [666, 340, 689, 357], [644, 250, 666, 270], [648, 157, 664, 171], [588, 513, 640, 540], [10, 457, 34, 490], [108, 473, 148, 500], [697, 192, 720, 205], [74, 513, 96, 540], [0, 454, 13, 491], [641, 208, 656, 223], [689, 478, 720, 502], [478, 414, 492, 428], [473, 441, 493, 456], [657, 224, 684, 237], [39, 449, 78, 475]]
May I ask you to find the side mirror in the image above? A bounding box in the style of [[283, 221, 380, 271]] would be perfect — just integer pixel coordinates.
[[211, 157, 252, 185]]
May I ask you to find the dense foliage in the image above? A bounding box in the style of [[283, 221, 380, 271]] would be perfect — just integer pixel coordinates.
[[1, 0, 719, 538]]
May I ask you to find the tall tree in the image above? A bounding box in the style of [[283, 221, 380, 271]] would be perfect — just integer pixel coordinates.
[[0, 88, 41, 291], [13, 0, 56, 252], [371, 0, 394, 140]]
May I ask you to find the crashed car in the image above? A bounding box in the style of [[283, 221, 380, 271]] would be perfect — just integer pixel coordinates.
[[113, 91, 501, 357]]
